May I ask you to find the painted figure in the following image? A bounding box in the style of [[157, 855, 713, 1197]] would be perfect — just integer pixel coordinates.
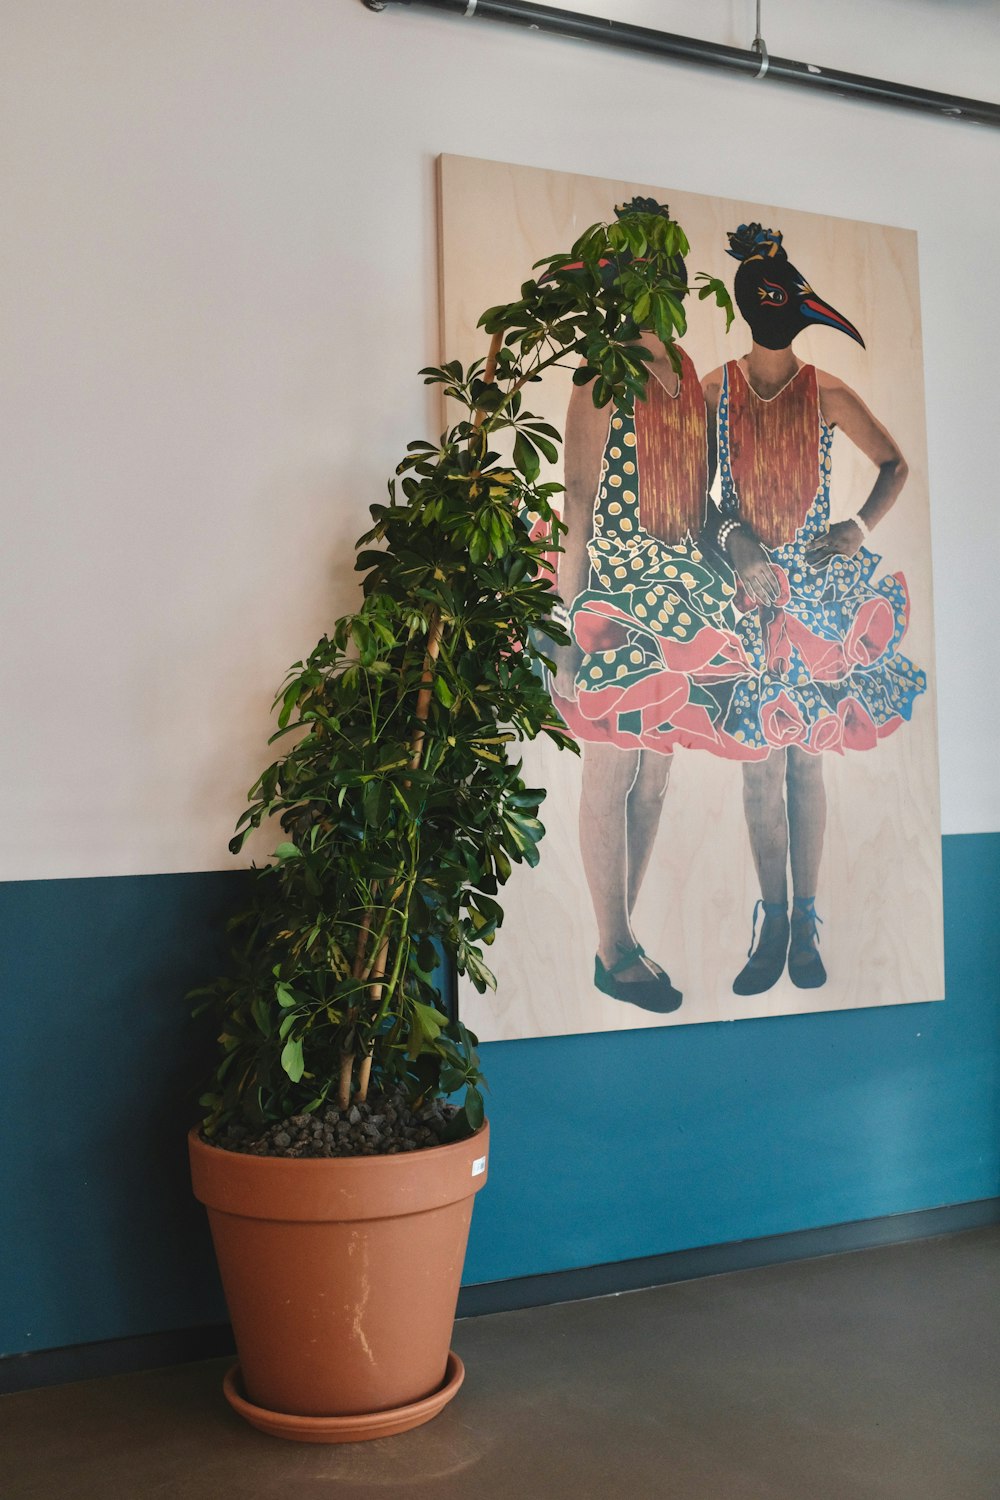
[[551, 202, 748, 1014], [702, 223, 926, 994]]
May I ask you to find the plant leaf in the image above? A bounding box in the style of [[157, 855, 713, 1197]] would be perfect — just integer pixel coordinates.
[[281, 1037, 304, 1083]]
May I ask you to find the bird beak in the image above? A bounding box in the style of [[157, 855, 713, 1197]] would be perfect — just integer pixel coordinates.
[[800, 290, 865, 348]]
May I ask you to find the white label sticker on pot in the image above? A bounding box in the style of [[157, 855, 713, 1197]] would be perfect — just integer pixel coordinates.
[[472, 1156, 487, 1177]]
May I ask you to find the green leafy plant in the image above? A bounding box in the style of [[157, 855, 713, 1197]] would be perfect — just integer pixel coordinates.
[[193, 206, 732, 1142]]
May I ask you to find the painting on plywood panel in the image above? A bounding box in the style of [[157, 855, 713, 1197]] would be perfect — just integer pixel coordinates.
[[438, 154, 943, 1041]]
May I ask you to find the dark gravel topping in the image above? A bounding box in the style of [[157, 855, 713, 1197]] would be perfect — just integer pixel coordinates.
[[209, 1090, 460, 1158]]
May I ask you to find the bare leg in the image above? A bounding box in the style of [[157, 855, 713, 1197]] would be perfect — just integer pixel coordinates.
[[742, 751, 789, 904], [579, 742, 648, 982], [786, 746, 828, 987], [733, 752, 790, 995], [785, 746, 826, 900], [626, 750, 672, 916], [581, 741, 682, 1009]]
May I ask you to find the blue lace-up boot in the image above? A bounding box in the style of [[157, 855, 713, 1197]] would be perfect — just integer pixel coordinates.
[[788, 896, 827, 989]]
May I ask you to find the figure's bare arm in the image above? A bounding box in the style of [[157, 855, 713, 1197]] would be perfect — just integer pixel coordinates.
[[562, 380, 606, 602], [808, 376, 909, 563], [551, 380, 607, 694], [699, 368, 726, 545], [701, 366, 783, 607]]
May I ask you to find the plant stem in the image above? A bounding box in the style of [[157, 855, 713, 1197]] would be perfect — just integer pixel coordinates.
[[373, 873, 416, 1023], [349, 328, 506, 1081], [406, 328, 505, 778], [360, 888, 399, 982]]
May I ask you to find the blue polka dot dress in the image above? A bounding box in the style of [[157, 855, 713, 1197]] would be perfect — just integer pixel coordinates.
[[552, 352, 760, 757], [713, 360, 926, 754]]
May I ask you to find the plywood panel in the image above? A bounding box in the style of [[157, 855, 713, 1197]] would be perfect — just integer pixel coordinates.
[[439, 154, 943, 1040]]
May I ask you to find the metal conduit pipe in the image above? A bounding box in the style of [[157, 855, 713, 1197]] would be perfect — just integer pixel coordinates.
[[363, 0, 1000, 129]]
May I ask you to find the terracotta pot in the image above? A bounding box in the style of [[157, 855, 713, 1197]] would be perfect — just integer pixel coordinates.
[[189, 1121, 488, 1442]]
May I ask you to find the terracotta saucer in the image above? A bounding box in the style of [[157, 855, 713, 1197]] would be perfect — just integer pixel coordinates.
[[222, 1352, 466, 1444]]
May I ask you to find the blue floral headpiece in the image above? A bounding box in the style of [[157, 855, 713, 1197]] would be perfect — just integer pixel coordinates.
[[615, 196, 671, 221], [726, 223, 786, 263]]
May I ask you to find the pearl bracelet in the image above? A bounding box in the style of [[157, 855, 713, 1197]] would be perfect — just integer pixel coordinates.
[[848, 511, 871, 539], [717, 518, 742, 551]]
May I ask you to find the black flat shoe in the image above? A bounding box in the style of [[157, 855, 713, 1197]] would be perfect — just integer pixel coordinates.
[[788, 898, 827, 988], [595, 944, 682, 1014], [733, 901, 789, 996]]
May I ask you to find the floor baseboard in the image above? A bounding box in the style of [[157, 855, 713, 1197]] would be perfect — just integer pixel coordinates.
[[456, 1196, 1000, 1316], [3, 1197, 997, 1395]]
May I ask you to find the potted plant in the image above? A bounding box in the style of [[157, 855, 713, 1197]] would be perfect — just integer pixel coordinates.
[[189, 203, 731, 1442]]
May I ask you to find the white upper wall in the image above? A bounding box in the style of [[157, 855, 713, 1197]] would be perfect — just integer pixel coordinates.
[[2, 0, 998, 880]]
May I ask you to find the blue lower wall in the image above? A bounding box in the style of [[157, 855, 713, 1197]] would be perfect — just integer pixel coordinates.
[[2, 835, 998, 1357]]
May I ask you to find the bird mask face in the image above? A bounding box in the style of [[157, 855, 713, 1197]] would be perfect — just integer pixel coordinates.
[[726, 223, 865, 351]]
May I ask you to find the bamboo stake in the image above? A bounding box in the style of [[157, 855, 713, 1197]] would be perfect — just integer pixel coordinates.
[[477, 330, 503, 415], [355, 930, 390, 1104], [356, 1052, 373, 1105], [351, 907, 373, 979], [337, 1051, 354, 1112], [406, 611, 446, 773]]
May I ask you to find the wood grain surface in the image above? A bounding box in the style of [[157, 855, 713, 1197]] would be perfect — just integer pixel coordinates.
[[439, 154, 944, 1040]]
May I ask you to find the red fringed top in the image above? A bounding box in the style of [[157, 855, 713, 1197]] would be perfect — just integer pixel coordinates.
[[725, 361, 821, 547], [633, 346, 708, 544]]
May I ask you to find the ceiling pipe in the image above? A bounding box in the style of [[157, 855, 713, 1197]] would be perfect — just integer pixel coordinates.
[[363, 0, 1000, 129]]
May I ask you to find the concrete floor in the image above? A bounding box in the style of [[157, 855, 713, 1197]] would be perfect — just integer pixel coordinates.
[[2, 1227, 998, 1500]]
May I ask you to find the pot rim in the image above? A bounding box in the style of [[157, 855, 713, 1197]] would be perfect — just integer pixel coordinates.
[[189, 1119, 489, 1222]]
